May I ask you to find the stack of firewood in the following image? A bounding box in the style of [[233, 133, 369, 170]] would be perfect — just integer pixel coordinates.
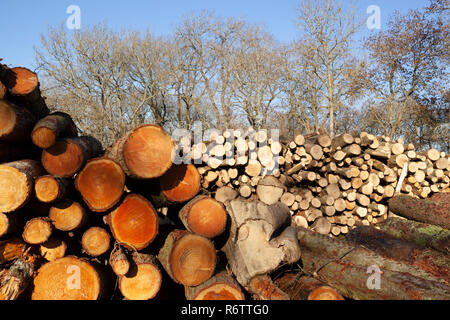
[[0, 62, 449, 301], [191, 129, 449, 237]]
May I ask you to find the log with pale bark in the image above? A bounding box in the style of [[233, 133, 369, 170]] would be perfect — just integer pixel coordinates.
[[222, 199, 301, 287]]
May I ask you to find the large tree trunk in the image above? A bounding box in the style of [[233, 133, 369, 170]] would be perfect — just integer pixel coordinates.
[[74, 157, 125, 212], [377, 217, 450, 255], [388, 194, 450, 229], [31, 112, 78, 148], [0, 159, 44, 213], [107, 124, 174, 179], [345, 225, 450, 284], [296, 227, 450, 300], [222, 199, 301, 287], [41, 136, 103, 178]]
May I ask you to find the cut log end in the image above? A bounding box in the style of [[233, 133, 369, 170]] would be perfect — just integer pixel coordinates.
[[75, 157, 125, 212], [49, 200, 86, 231], [22, 217, 52, 245], [32, 256, 101, 300], [41, 140, 83, 177], [119, 263, 162, 300], [81, 227, 111, 257], [108, 194, 159, 250], [308, 286, 344, 300], [39, 237, 67, 262], [2, 67, 38, 96], [169, 233, 216, 287], [34, 176, 61, 203], [181, 196, 228, 238], [31, 127, 56, 149], [159, 164, 200, 203], [123, 125, 174, 179]]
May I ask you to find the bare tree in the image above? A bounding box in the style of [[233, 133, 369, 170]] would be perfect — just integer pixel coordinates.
[[295, 0, 365, 137]]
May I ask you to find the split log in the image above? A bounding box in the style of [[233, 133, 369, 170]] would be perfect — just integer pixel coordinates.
[[109, 245, 130, 277], [75, 157, 125, 212], [48, 200, 87, 231], [81, 227, 111, 257], [107, 124, 174, 179], [388, 194, 450, 229], [0, 100, 36, 142], [22, 217, 53, 245], [31, 112, 78, 148], [105, 194, 158, 250], [34, 175, 71, 203], [39, 237, 68, 262], [157, 230, 216, 286], [179, 195, 228, 238], [185, 270, 245, 300], [41, 136, 103, 178], [0, 238, 26, 264], [32, 256, 102, 300], [346, 226, 450, 283], [119, 252, 162, 300], [275, 273, 344, 300], [296, 227, 450, 299], [222, 199, 301, 286], [0, 159, 44, 213], [377, 217, 450, 255], [0, 257, 35, 300]]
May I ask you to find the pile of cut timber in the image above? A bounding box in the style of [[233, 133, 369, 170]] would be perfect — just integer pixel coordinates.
[[0, 61, 449, 301]]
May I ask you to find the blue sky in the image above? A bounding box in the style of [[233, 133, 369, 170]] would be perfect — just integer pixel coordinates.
[[0, 0, 431, 69]]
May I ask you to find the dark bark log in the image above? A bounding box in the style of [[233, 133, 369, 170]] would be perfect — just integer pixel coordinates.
[[296, 227, 450, 300], [388, 194, 450, 229]]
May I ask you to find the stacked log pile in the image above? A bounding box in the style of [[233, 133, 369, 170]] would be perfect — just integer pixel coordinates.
[[188, 130, 449, 237], [0, 61, 449, 301]]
